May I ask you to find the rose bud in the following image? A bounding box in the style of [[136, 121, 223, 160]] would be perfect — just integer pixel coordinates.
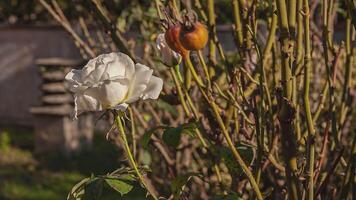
[[156, 33, 182, 67]]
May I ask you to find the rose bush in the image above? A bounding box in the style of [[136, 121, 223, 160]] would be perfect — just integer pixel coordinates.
[[39, 0, 355, 199], [65, 52, 163, 118]]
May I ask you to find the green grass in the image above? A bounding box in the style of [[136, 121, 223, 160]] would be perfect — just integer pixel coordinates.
[[1, 170, 82, 200], [0, 130, 147, 200]]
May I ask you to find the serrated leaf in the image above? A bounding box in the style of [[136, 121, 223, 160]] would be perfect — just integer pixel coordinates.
[[83, 178, 104, 200], [105, 178, 134, 196]]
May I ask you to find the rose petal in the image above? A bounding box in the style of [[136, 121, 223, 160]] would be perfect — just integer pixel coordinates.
[[75, 93, 102, 113], [125, 63, 153, 103], [142, 76, 163, 100], [113, 103, 129, 111], [106, 52, 135, 79], [92, 79, 130, 108], [156, 34, 166, 50], [65, 69, 82, 92], [82, 58, 107, 84]]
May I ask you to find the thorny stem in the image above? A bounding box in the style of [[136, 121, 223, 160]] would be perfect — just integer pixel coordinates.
[[90, 0, 135, 61], [207, 0, 217, 64], [338, 134, 356, 199], [339, 1, 353, 133], [114, 114, 159, 200], [183, 56, 205, 87], [171, 65, 222, 183], [170, 67, 190, 115], [322, 0, 337, 148], [38, 0, 95, 58], [154, 0, 163, 19], [197, 50, 212, 89], [128, 108, 137, 156], [185, 57, 263, 200], [276, 0, 301, 199], [193, 0, 208, 22], [302, 0, 316, 199], [276, 0, 293, 99], [232, 0, 244, 49], [293, 0, 304, 141], [183, 55, 193, 89]]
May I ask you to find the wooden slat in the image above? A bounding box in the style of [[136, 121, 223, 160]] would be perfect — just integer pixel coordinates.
[[30, 104, 72, 115], [41, 82, 66, 93], [42, 94, 73, 104], [36, 58, 84, 67], [41, 71, 66, 81]]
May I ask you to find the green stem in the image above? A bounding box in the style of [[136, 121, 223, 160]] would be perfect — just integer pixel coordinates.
[[185, 58, 263, 200], [207, 0, 216, 64], [339, 1, 353, 133], [171, 65, 222, 182], [198, 50, 212, 89], [302, 0, 316, 199], [276, 0, 301, 199], [338, 135, 356, 199], [184, 57, 205, 87], [322, 0, 338, 149], [232, 0, 244, 49], [114, 114, 159, 200], [293, 0, 304, 141], [90, 0, 134, 61], [170, 67, 191, 115], [153, 0, 163, 19], [193, 0, 208, 22], [184, 58, 192, 89], [276, 0, 293, 99], [128, 108, 137, 156]]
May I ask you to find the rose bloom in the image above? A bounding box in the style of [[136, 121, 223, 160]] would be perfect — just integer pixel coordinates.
[[65, 52, 163, 118], [156, 33, 181, 66]]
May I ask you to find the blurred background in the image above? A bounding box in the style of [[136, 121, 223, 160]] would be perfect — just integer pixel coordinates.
[[0, 0, 350, 199]]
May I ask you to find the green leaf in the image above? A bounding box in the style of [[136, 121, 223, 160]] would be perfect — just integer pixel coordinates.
[[105, 177, 134, 196], [141, 126, 168, 148], [83, 178, 104, 200], [212, 194, 243, 200], [171, 173, 202, 199], [139, 149, 152, 165], [156, 99, 178, 117], [219, 142, 255, 175], [162, 127, 182, 148], [181, 122, 197, 137], [162, 122, 198, 148], [67, 177, 91, 200]]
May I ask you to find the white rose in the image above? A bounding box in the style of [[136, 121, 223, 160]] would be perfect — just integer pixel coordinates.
[[65, 52, 163, 118], [156, 33, 181, 66]]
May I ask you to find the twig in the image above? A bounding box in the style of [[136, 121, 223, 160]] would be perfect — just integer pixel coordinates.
[[114, 113, 159, 200], [38, 0, 96, 58]]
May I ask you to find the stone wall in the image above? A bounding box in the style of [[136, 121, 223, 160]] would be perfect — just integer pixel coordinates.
[[0, 26, 81, 126]]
